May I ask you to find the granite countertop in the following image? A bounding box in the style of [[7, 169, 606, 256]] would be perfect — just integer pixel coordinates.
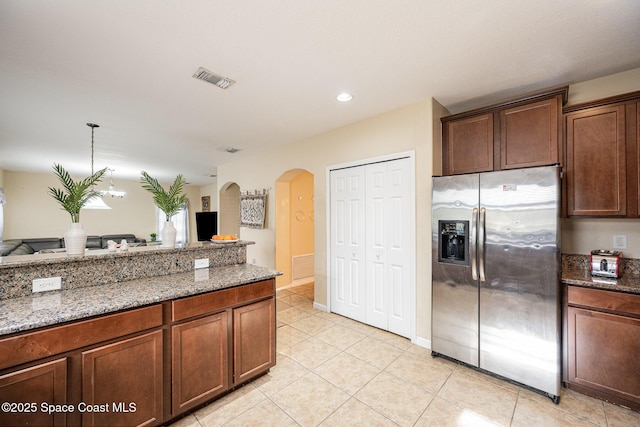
[[562, 268, 640, 295], [0, 263, 280, 337], [0, 240, 250, 268], [561, 254, 640, 295]]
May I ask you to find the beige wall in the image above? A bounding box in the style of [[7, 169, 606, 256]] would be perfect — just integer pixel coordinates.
[[3, 170, 201, 243], [289, 172, 314, 257], [562, 68, 640, 258], [217, 99, 435, 343], [274, 170, 314, 288], [199, 183, 219, 212]]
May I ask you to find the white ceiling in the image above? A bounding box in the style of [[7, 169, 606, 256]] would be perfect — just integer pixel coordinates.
[[1, 0, 639, 185]]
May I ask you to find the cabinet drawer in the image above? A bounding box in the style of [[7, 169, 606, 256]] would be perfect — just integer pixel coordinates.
[[0, 304, 162, 370], [568, 286, 640, 317], [172, 279, 275, 322]]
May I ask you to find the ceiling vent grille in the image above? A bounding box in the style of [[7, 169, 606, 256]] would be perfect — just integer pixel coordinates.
[[220, 147, 241, 154], [192, 67, 235, 89]]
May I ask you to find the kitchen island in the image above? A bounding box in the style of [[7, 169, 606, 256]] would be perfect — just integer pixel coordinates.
[[0, 242, 281, 427], [562, 254, 640, 412]]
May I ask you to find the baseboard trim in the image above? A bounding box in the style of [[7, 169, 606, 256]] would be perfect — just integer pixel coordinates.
[[413, 336, 431, 349], [313, 301, 328, 312]]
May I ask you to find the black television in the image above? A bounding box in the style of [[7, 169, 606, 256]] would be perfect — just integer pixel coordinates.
[[195, 212, 218, 241]]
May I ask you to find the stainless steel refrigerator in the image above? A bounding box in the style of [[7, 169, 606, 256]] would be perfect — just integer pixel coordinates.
[[431, 165, 561, 402]]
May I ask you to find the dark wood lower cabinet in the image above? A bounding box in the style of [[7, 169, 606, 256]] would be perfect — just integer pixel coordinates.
[[0, 278, 276, 426], [566, 286, 640, 410], [171, 311, 229, 414], [233, 298, 276, 385], [82, 330, 164, 427], [0, 358, 67, 427]]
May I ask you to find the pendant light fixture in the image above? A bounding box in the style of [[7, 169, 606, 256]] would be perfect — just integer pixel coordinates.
[[100, 168, 126, 198], [83, 123, 111, 210]]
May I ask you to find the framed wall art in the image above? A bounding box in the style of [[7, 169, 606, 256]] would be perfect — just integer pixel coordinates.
[[239, 193, 266, 229], [201, 196, 210, 212]]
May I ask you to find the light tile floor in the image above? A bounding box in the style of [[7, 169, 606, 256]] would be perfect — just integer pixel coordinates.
[[169, 283, 640, 427]]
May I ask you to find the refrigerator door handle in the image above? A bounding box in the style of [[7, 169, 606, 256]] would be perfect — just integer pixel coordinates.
[[479, 207, 486, 282], [471, 208, 478, 280]]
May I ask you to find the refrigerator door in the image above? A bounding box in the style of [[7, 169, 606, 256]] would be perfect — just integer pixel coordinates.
[[431, 173, 479, 366], [478, 165, 560, 397]]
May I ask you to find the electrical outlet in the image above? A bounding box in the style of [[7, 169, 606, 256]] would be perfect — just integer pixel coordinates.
[[194, 258, 209, 269], [32, 277, 62, 293], [613, 234, 627, 250]]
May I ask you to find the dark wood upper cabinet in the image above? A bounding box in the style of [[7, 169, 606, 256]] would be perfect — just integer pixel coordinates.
[[500, 97, 560, 169], [565, 105, 627, 216], [563, 90, 640, 217], [443, 113, 494, 175], [637, 101, 640, 216], [441, 87, 567, 176]]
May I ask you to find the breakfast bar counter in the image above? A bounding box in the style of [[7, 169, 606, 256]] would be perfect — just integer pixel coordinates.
[[0, 262, 280, 336], [0, 241, 281, 426]]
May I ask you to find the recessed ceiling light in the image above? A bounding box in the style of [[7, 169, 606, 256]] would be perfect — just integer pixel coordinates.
[[337, 92, 353, 102]]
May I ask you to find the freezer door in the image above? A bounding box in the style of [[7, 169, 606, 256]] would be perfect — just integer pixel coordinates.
[[478, 165, 561, 397], [431, 173, 479, 366]]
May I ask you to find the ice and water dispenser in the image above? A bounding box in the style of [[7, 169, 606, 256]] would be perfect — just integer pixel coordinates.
[[438, 220, 469, 265]]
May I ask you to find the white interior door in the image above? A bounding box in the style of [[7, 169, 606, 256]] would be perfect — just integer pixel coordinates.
[[329, 154, 415, 339], [330, 167, 366, 322], [365, 158, 413, 337]]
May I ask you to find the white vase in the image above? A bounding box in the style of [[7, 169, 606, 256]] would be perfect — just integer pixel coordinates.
[[160, 220, 177, 248], [65, 222, 87, 256]]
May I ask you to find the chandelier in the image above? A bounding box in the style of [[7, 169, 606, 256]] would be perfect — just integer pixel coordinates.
[[100, 169, 126, 198]]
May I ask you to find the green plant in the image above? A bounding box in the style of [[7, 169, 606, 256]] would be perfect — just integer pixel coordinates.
[[48, 164, 108, 223], [140, 171, 188, 221], [150, 232, 157, 241]]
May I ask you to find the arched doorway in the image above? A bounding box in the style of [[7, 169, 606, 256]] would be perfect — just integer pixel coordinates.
[[275, 169, 314, 290], [218, 182, 240, 237]]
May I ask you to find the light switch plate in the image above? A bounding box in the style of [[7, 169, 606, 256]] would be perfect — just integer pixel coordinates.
[[613, 234, 627, 250], [194, 258, 209, 269], [32, 277, 62, 293]]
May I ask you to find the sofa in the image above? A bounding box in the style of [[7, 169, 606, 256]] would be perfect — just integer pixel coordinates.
[[0, 234, 147, 256]]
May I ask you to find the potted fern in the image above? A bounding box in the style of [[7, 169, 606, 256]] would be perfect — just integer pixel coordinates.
[[48, 163, 107, 255], [140, 171, 188, 248]]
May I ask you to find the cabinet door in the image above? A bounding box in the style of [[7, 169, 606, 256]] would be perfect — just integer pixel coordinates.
[[567, 307, 640, 406], [637, 101, 640, 216], [0, 358, 67, 427], [565, 105, 627, 216], [172, 311, 229, 414], [82, 330, 163, 427], [233, 298, 275, 385], [500, 97, 560, 169], [443, 113, 494, 175]]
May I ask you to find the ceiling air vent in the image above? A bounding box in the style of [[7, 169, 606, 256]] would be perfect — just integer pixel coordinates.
[[192, 67, 235, 89], [220, 147, 241, 154]]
